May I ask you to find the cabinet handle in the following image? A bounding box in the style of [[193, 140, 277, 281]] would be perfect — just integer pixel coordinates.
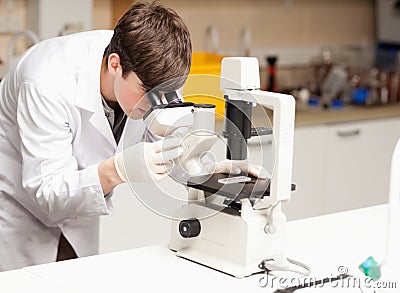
[[336, 129, 361, 137]]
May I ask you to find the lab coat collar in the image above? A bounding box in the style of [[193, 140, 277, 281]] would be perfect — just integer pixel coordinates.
[[74, 45, 117, 149]]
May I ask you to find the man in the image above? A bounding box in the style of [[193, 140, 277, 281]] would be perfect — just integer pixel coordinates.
[[0, 1, 266, 271], [0, 1, 193, 271]]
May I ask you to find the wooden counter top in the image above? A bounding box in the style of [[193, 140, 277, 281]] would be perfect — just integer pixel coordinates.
[[294, 102, 400, 127], [215, 103, 400, 130]]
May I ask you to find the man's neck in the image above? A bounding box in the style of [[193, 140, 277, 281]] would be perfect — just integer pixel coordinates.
[[105, 99, 119, 110]]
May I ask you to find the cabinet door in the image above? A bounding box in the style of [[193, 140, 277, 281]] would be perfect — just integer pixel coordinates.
[[283, 125, 327, 220], [324, 118, 400, 214], [248, 125, 327, 220], [99, 178, 188, 254]]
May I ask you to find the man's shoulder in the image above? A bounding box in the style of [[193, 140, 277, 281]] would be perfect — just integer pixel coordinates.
[[73, 30, 114, 38], [24, 30, 113, 62], [17, 30, 113, 98], [36, 30, 113, 56]]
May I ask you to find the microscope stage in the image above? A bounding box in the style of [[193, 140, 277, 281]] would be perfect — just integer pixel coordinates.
[[187, 173, 271, 201]]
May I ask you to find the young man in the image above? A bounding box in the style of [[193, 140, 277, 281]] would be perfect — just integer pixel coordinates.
[[0, 1, 191, 271]]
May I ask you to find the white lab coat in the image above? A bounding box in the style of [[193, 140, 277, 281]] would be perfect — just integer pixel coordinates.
[[0, 30, 146, 271]]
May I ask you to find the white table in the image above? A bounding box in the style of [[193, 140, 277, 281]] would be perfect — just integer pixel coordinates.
[[3, 205, 399, 292], [0, 267, 70, 293]]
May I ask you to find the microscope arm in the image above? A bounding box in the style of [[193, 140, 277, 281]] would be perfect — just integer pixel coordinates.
[[251, 90, 295, 203], [224, 89, 295, 204]]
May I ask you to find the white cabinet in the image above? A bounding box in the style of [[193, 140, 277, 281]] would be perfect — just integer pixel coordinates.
[[27, 0, 92, 40], [324, 118, 400, 214], [283, 125, 327, 220], [376, 0, 400, 44], [247, 126, 327, 220], [290, 117, 400, 219], [99, 178, 188, 254]]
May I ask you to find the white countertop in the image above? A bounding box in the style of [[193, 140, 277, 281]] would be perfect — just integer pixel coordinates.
[[2, 204, 399, 293]]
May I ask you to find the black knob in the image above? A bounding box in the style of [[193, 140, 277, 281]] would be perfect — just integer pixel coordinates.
[[179, 219, 201, 238]]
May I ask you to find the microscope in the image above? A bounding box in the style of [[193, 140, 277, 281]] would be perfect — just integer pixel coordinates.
[[143, 57, 296, 278], [170, 57, 296, 278]]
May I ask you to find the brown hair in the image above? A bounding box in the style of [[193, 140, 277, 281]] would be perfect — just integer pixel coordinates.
[[105, 1, 192, 91]]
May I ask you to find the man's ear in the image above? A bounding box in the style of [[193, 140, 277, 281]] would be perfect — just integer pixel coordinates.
[[108, 53, 121, 76]]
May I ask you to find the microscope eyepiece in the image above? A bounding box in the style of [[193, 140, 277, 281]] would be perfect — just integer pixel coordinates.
[[193, 104, 216, 108], [165, 91, 183, 104], [146, 90, 163, 106]]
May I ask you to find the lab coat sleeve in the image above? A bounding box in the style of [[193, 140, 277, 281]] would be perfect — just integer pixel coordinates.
[[16, 82, 111, 226]]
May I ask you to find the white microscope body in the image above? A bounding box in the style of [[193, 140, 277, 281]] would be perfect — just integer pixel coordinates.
[[144, 96, 218, 178], [169, 57, 296, 278]]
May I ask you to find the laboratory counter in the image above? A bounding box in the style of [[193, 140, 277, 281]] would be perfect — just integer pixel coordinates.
[[2, 204, 398, 292], [294, 103, 400, 127], [215, 103, 400, 130]]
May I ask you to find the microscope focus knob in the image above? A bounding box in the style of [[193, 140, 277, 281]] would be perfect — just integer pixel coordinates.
[[179, 219, 201, 238]]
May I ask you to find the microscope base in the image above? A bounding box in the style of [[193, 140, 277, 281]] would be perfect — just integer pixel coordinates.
[[169, 201, 288, 278]]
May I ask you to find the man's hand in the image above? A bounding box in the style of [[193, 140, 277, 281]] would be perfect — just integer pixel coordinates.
[[206, 160, 270, 179], [114, 137, 184, 182]]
